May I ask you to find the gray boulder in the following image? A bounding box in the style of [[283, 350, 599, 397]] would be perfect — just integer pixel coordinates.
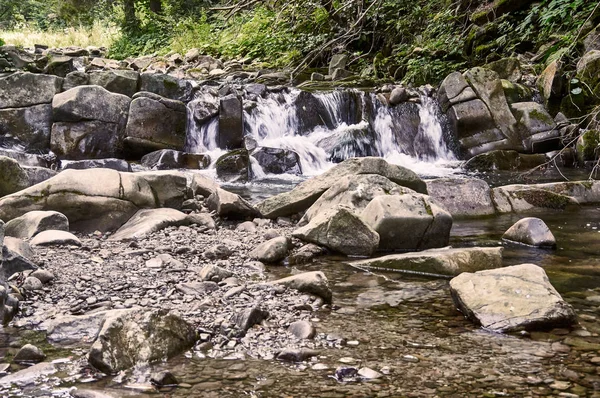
[[30, 230, 81, 247], [52, 85, 130, 125], [134, 170, 188, 209], [300, 174, 415, 225], [0, 156, 29, 197], [257, 157, 427, 219], [0, 284, 18, 325], [88, 309, 196, 374], [268, 271, 332, 303], [449, 264, 577, 332], [219, 95, 244, 149], [23, 166, 58, 187], [0, 104, 53, 151], [511, 102, 559, 153], [13, 344, 46, 363], [43, 55, 75, 77], [361, 194, 452, 251], [88, 70, 139, 98], [351, 247, 503, 276], [293, 205, 379, 256], [139, 73, 194, 102], [0, 169, 156, 233], [4, 237, 34, 259], [216, 149, 250, 182], [123, 92, 187, 157], [62, 71, 89, 91], [1, 245, 38, 278], [109, 208, 189, 241], [206, 188, 260, 219], [249, 236, 290, 263], [251, 147, 302, 175], [502, 217, 556, 248], [50, 120, 125, 160], [425, 177, 495, 217], [5, 210, 69, 239], [288, 320, 316, 339], [0, 72, 62, 109]]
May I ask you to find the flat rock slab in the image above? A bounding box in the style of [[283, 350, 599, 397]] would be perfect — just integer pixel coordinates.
[[449, 263, 577, 332], [502, 217, 556, 247], [109, 208, 189, 241], [350, 247, 503, 277]]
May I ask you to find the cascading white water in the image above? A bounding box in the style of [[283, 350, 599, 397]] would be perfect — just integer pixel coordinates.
[[186, 87, 460, 180]]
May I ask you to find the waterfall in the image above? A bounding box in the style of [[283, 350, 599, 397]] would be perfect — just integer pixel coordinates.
[[186, 87, 460, 180]]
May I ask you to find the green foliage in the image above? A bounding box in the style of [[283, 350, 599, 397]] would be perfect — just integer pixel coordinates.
[[0, 37, 4, 46]]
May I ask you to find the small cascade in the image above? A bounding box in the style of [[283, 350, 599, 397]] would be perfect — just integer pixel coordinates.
[[185, 87, 460, 180]]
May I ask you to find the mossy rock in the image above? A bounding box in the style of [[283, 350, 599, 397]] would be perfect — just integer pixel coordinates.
[[216, 149, 250, 183], [576, 130, 600, 163], [465, 150, 545, 171], [502, 80, 532, 104]]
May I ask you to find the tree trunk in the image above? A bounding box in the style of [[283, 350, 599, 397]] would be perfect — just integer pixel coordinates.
[[149, 0, 162, 13], [123, 0, 138, 30]]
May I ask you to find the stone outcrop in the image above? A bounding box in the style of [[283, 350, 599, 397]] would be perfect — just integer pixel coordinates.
[[449, 264, 577, 332], [257, 157, 426, 219]]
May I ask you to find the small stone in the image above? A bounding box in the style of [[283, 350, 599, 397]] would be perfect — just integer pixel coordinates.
[[236, 221, 257, 233], [287, 320, 316, 339], [358, 367, 382, 379], [276, 348, 319, 362], [339, 357, 357, 364], [30, 269, 55, 284], [22, 276, 43, 291], [150, 371, 179, 387], [311, 363, 329, 370], [14, 344, 46, 363], [549, 380, 571, 391], [401, 355, 419, 363]]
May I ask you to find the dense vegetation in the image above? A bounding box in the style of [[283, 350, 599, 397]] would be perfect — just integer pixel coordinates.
[[0, 0, 599, 84]]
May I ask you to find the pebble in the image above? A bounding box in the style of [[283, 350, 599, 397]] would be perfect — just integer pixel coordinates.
[[311, 363, 329, 370], [549, 381, 571, 391], [339, 357, 357, 364]]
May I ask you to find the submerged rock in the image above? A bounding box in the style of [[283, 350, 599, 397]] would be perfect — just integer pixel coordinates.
[[502, 217, 556, 248], [293, 205, 379, 256], [449, 263, 577, 332], [88, 309, 196, 374], [351, 247, 503, 276]]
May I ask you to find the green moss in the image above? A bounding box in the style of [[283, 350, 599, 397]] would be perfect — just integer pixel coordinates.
[[529, 108, 554, 125], [514, 189, 573, 210]]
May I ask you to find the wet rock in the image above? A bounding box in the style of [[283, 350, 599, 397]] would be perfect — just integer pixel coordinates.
[[257, 157, 427, 218], [62, 158, 131, 172], [351, 247, 503, 276], [268, 271, 332, 303], [109, 208, 189, 241], [389, 86, 409, 105], [0, 169, 156, 233], [502, 217, 556, 248], [0, 105, 54, 152], [361, 194, 452, 251], [151, 371, 179, 387], [251, 147, 302, 175], [333, 366, 358, 382], [288, 320, 316, 339], [124, 92, 187, 157], [5, 210, 69, 239], [233, 306, 269, 332], [22, 276, 43, 291], [70, 389, 118, 398], [464, 150, 546, 171], [198, 264, 233, 282], [293, 205, 379, 256], [450, 263, 577, 332], [299, 174, 415, 226], [141, 149, 188, 170], [30, 230, 81, 247], [249, 237, 290, 263], [219, 95, 244, 149], [88, 309, 196, 374], [206, 188, 260, 219], [425, 177, 495, 217], [287, 243, 327, 265], [13, 344, 46, 363], [0, 156, 29, 197], [276, 348, 319, 362], [216, 149, 250, 182]]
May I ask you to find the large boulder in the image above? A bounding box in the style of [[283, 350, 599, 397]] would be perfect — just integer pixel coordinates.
[[5, 211, 69, 239], [425, 177, 495, 217], [109, 208, 189, 241], [219, 95, 244, 149], [206, 188, 260, 219], [299, 174, 415, 225], [0, 169, 157, 233], [133, 171, 188, 209], [216, 149, 250, 182], [449, 264, 577, 332], [88, 309, 196, 374], [0, 73, 62, 151], [361, 194, 452, 251], [139, 73, 194, 102], [123, 92, 187, 158], [502, 217, 556, 248], [88, 70, 139, 98], [351, 247, 503, 276], [257, 157, 427, 219], [52, 85, 130, 125], [0, 156, 29, 197], [251, 147, 302, 175], [293, 205, 380, 256]]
